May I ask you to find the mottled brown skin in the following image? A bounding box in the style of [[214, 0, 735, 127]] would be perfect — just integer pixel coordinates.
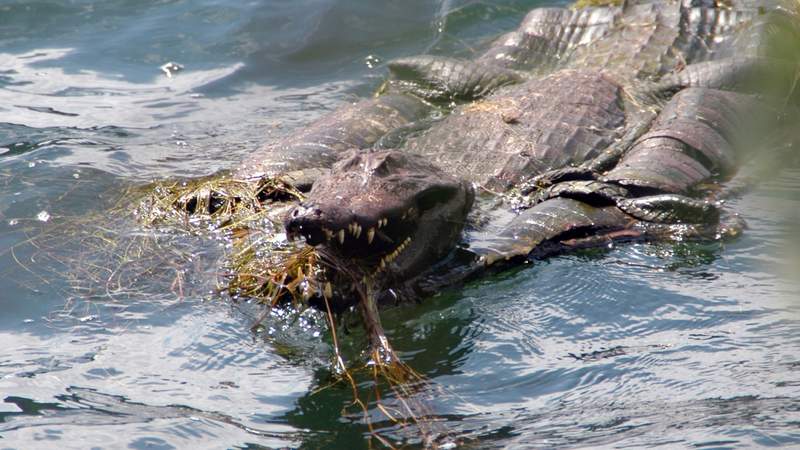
[[403, 70, 627, 191], [236, 94, 431, 181], [233, 1, 781, 357]]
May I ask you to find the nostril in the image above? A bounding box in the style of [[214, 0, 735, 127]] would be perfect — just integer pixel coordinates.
[[284, 205, 327, 246]]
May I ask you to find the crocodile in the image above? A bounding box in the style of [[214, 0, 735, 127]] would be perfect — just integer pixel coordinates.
[[232, 0, 790, 360]]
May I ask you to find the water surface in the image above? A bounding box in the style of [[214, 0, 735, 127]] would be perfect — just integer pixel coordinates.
[[1, 1, 799, 448]]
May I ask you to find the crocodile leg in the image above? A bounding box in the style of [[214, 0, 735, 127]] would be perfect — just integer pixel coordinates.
[[602, 87, 749, 191], [525, 76, 754, 193], [483, 86, 763, 263], [385, 55, 525, 102], [476, 197, 637, 265], [475, 191, 733, 267], [382, 5, 626, 102]]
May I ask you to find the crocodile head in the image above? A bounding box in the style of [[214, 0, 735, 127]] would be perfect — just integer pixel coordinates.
[[285, 150, 474, 304]]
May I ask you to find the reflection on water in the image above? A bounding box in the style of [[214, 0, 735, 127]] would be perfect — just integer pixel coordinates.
[[1, 0, 800, 448]]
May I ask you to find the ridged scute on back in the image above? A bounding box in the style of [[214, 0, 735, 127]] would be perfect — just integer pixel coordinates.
[[478, 7, 621, 71], [482, 1, 767, 82], [404, 70, 626, 191], [236, 94, 430, 180]]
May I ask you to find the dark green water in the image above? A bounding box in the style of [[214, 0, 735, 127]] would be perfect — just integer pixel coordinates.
[[1, 1, 799, 448]]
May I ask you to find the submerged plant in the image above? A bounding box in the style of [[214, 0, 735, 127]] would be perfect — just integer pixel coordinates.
[[130, 172, 450, 446]]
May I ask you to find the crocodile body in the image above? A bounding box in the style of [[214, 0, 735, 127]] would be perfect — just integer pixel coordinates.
[[232, 0, 787, 355]]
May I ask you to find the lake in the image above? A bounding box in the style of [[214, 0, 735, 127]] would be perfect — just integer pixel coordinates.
[[1, 0, 799, 448]]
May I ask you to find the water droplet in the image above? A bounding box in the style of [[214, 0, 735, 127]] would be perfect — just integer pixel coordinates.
[[160, 61, 184, 78], [364, 54, 381, 69]]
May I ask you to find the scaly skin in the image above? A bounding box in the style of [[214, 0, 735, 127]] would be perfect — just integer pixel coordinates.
[[402, 70, 627, 191], [603, 87, 749, 192], [478, 6, 621, 72], [235, 93, 431, 181], [227, 1, 786, 359], [284, 1, 779, 305], [385, 56, 525, 101]]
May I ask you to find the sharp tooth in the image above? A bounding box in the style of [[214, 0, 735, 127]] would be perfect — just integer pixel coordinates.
[[377, 219, 383, 229], [383, 218, 389, 227], [338, 229, 345, 244], [324, 228, 333, 240], [367, 227, 375, 244], [355, 224, 362, 239], [380, 258, 386, 269], [348, 223, 355, 235], [324, 282, 333, 299]]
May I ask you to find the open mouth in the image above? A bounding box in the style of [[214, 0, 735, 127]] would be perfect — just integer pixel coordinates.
[[283, 150, 475, 301], [286, 204, 420, 272]]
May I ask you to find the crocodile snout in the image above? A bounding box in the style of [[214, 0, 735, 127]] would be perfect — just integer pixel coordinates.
[[285, 202, 327, 246]]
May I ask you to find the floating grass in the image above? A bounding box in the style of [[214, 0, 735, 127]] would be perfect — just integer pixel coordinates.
[[127, 172, 451, 445], [134, 172, 303, 229]]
